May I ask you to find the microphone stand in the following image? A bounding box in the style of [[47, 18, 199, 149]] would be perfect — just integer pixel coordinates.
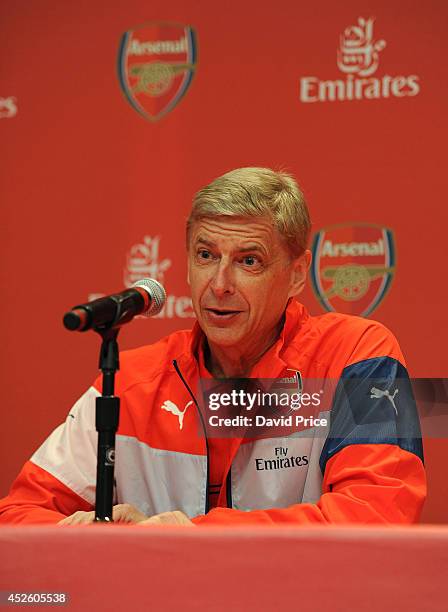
[[94, 326, 120, 522], [63, 279, 166, 522]]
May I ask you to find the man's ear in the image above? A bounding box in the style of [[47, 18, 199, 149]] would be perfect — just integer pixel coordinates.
[[288, 250, 311, 298]]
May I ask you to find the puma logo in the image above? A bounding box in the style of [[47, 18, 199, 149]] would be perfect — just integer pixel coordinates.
[[161, 400, 193, 430], [370, 387, 399, 415]]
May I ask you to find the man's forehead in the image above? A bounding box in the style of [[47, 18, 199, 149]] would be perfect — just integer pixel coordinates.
[[190, 216, 279, 248]]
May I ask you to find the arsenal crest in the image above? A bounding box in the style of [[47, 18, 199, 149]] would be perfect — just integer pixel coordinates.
[[118, 22, 197, 121], [311, 223, 395, 317]]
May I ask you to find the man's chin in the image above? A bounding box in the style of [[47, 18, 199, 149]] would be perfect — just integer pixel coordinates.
[[200, 324, 246, 348]]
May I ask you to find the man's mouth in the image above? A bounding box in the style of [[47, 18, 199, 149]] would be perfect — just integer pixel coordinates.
[[204, 308, 242, 318]]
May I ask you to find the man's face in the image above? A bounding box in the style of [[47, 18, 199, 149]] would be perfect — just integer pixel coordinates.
[[188, 216, 309, 351]]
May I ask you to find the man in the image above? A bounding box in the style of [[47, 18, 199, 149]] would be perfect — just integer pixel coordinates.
[[0, 168, 426, 526]]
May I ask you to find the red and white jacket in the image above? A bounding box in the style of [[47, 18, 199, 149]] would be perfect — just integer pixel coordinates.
[[0, 300, 426, 525]]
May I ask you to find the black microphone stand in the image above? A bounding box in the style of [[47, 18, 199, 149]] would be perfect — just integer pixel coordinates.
[[63, 280, 165, 522], [94, 326, 120, 522]]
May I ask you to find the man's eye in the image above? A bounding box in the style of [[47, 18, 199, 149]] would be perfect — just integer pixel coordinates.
[[241, 255, 261, 267], [197, 249, 213, 261]]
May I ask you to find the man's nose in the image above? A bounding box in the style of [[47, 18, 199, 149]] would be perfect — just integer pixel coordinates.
[[210, 259, 235, 297]]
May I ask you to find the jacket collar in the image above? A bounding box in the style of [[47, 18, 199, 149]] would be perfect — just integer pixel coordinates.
[[176, 298, 309, 378]]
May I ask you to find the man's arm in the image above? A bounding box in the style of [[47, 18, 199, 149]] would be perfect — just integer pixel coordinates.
[[0, 462, 93, 524], [0, 387, 98, 525], [190, 443, 425, 525], [47, 442, 425, 527]]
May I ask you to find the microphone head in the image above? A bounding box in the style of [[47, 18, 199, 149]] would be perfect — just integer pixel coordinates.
[[132, 278, 166, 317]]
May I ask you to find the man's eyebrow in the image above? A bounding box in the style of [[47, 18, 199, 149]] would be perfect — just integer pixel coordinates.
[[194, 236, 268, 255], [194, 237, 215, 248], [236, 245, 268, 257]]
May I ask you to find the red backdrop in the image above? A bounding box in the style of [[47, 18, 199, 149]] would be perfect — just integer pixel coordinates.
[[1, 0, 447, 522]]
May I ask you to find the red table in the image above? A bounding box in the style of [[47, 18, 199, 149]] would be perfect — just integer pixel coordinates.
[[1, 525, 447, 611]]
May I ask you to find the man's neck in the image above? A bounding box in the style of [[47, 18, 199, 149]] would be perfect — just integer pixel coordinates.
[[203, 317, 285, 378]]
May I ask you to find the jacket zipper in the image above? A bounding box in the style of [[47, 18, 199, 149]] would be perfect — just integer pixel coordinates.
[[226, 466, 233, 508], [172, 359, 210, 514]]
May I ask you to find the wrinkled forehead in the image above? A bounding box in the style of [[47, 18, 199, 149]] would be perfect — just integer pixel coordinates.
[[188, 216, 285, 254]]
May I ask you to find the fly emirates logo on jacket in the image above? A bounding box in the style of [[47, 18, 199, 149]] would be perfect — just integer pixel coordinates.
[[254, 447, 309, 471], [180, 374, 332, 485]]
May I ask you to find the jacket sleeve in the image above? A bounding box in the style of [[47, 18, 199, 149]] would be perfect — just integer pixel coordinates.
[[0, 387, 98, 524], [0, 462, 93, 524], [192, 443, 426, 525]]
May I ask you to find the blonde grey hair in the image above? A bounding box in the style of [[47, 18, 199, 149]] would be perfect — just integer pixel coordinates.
[[187, 167, 311, 257]]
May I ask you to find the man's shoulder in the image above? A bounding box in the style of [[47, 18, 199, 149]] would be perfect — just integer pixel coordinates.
[[308, 310, 394, 339], [288, 307, 404, 372], [289, 299, 393, 343], [114, 328, 195, 391]]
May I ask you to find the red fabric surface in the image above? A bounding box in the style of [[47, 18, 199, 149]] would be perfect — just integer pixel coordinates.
[[1, 525, 447, 611]]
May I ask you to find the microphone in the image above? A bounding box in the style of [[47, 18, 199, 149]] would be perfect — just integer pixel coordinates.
[[63, 279, 166, 332]]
